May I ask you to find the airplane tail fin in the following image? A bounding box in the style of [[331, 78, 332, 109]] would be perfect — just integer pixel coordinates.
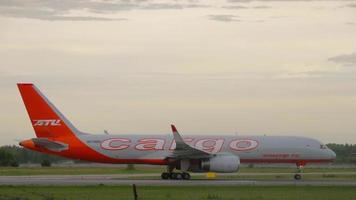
[[17, 83, 81, 139]]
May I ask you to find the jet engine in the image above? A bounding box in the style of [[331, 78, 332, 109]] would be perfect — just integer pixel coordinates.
[[201, 154, 240, 173]]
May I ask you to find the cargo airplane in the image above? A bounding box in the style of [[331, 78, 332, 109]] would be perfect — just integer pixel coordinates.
[[17, 83, 336, 180]]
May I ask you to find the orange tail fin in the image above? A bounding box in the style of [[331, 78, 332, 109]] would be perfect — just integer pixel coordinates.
[[17, 83, 81, 139]]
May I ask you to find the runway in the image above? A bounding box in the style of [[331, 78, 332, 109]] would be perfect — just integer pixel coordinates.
[[1, 174, 356, 186]]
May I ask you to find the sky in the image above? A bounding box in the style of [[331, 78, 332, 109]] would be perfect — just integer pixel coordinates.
[[0, 0, 356, 145]]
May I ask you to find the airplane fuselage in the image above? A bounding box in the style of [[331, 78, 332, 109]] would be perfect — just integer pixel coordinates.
[[22, 133, 336, 166]]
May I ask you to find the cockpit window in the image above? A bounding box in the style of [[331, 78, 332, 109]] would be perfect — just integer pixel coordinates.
[[320, 144, 328, 149]]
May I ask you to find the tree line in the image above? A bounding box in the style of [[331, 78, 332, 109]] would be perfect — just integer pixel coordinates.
[[0, 144, 355, 167], [0, 145, 66, 167], [326, 143, 356, 164]]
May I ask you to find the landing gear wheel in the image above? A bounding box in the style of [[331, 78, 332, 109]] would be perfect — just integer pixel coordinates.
[[182, 172, 191, 180], [176, 173, 183, 180], [161, 172, 191, 180], [294, 174, 302, 180], [161, 172, 170, 180], [170, 172, 178, 179]]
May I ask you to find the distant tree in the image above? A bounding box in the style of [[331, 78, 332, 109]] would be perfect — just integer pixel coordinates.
[[10, 161, 19, 167], [41, 160, 52, 167], [0, 148, 16, 166], [126, 164, 136, 170], [327, 143, 356, 164], [0, 145, 69, 164]]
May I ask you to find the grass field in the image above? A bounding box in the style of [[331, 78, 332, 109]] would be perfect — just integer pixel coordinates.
[[0, 166, 355, 176], [0, 185, 356, 200]]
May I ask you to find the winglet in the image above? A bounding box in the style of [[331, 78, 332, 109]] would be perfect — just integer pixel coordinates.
[[170, 124, 186, 149], [169, 124, 212, 157], [171, 124, 178, 133]]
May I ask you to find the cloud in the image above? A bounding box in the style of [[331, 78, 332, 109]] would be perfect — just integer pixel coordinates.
[[43, 16, 125, 21], [0, 0, 349, 22], [207, 14, 264, 23], [286, 70, 356, 79], [0, 6, 126, 21], [0, 0, 128, 21], [0, 0, 208, 21], [222, 5, 270, 9], [253, 5, 271, 9], [222, 5, 249, 9], [141, 3, 210, 10], [346, 3, 356, 8], [328, 53, 356, 67], [207, 14, 240, 22]]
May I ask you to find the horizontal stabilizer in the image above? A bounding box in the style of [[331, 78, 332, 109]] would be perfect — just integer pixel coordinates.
[[20, 138, 69, 152]]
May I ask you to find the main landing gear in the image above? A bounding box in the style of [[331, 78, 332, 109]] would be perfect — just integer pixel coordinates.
[[162, 162, 191, 180], [161, 172, 191, 180]]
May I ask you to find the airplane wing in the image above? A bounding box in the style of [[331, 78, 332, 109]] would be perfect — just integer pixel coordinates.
[[169, 124, 212, 159], [32, 138, 69, 152]]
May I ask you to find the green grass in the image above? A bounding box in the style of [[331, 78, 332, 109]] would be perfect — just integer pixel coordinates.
[[0, 185, 356, 200]]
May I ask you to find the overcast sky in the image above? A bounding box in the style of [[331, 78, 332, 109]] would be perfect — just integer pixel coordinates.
[[1, 0, 356, 145]]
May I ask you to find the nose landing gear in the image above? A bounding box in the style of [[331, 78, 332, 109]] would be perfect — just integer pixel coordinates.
[[294, 173, 302, 180], [294, 162, 306, 180]]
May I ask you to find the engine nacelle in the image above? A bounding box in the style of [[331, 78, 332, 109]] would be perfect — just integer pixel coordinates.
[[201, 154, 240, 173]]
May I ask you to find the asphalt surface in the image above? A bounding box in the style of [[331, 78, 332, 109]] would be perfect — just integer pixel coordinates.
[[1, 174, 356, 186]]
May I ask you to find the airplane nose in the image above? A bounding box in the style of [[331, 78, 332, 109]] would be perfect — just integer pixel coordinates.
[[329, 149, 336, 160]]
